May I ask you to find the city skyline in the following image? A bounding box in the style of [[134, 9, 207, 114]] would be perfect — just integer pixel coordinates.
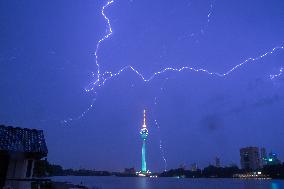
[[0, 0, 284, 172]]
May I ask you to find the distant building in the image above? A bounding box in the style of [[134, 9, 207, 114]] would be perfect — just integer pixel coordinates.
[[240, 147, 260, 170], [266, 152, 281, 165], [259, 147, 281, 166], [0, 125, 48, 189], [190, 163, 198, 171], [260, 147, 267, 167], [179, 163, 186, 170], [215, 157, 221, 167], [124, 167, 136, 175]]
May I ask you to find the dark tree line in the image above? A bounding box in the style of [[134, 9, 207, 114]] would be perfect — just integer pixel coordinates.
[[33, 159, 284, 179], [262, 164, 284, 179], [159, 168, 202, 178], [33, 159, 111, 177], [160, 164, 284, 179], [159, 166, 240, 178]]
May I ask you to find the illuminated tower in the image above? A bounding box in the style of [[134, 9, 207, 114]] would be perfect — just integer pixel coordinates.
[[140, 110, 149, 174]]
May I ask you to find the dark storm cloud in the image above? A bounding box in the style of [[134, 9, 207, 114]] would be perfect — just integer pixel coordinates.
[[230, 94, 281, 114], [251, 94, 281, 108], [199, 114, 224, 132], [246, 78, 265, 91], [206, 94, 231, 106], [201, 95, 281, 130], [229, 101, 247, 114]]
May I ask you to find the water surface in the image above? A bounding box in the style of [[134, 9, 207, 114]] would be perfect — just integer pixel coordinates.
[[51, 176, 284, 189]]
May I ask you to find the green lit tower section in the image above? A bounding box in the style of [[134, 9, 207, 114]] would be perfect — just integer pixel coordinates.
[[140, 110, 148, 174]]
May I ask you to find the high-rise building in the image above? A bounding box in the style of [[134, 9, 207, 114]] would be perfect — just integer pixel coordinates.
[[140, 110, 149, 174], [240, 147, 260, 170]]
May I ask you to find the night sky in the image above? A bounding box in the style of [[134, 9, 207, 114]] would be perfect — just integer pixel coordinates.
[[0, 0, 284, 172]]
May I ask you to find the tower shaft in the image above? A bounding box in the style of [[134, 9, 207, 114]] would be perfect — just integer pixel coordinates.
[[141, 140, 147, 173]]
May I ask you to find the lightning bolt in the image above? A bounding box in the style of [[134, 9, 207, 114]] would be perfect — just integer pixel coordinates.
[[83, 0, 284, 94], [86, 44, 284, 92], [270, 67, 283, 80], [154, 118, 168, 171], [65, 0, 284, 123], [62, 95, 97, 124], [152, 91, 169, 171], [92, 0, 114, 86]]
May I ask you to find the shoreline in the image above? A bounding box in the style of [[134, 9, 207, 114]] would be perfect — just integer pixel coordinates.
[[49, 175, 283, 180]]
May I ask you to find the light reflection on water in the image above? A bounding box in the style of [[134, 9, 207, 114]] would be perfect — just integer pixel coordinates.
[[271, 181, 281, 189], [51, 176, 284, 189], [136, 177, 147, 189]]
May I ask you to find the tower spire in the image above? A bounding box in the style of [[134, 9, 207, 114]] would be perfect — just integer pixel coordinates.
[[143, 109, 146, 128]]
